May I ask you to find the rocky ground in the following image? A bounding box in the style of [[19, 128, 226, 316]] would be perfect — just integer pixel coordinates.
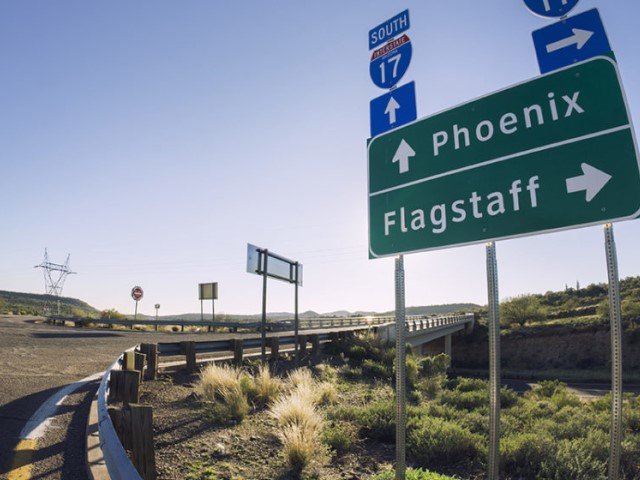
[[140, 360, 396, 480]]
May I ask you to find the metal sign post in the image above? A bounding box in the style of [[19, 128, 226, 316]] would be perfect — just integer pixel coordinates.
[[604, 224, 623, 479], [395, 255, 406, 480], [260, 249, 269, 362], [294, 262, 300, 365], [131, 286, 144, 327], [246, 244, 303, 364], [486, 242, 501, 480]]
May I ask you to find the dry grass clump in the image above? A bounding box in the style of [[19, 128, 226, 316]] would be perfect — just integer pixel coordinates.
[[252, 364, 283, 407], [270, 374, 326, 473], [195, 363, 249, 422], [196, 363, 243, 401]]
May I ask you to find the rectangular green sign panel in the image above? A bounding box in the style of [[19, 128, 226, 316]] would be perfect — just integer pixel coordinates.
[[368, 57, 640, 258]]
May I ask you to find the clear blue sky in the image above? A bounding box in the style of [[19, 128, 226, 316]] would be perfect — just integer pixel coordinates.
[[2, 1, 640, 316]]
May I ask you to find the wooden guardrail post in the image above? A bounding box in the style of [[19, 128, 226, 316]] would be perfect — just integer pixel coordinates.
[[268, 337, 279, 359], [180, 341, 197, 372], [130, 404, 157, 480], [140, 344, 158, 381], [232, 339, 244, 365], [135, 352, 146, 381]]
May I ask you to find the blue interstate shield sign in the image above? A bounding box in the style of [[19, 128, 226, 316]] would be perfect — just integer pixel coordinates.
[[369, 34, 412, 89], [532, 9, 611, 74], [523, 0, 581, 18], [370, 82, 417, 137]]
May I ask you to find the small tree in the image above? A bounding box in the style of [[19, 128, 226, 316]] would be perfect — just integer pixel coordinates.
[[500, 295, 546, 327], [101, 308, 126, 320]]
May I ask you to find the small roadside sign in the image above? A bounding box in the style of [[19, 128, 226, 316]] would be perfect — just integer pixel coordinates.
[[369, 9, 410, 50], [532, 9, 611, 74], [370, 82, 417, 137], [131, 286, 144, 301], [523, 0, 580, 18], [370, 34, 412, 89]]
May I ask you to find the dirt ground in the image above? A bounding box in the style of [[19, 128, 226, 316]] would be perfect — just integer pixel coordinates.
[[140, 361, 396, 480]]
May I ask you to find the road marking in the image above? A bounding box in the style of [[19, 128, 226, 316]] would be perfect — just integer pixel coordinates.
[[7, 439, 36, 480], [6, 372, 103, 480]]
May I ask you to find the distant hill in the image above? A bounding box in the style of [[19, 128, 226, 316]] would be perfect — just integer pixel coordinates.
[[0, 290, 99, 317], [0, 289, 479, 321]]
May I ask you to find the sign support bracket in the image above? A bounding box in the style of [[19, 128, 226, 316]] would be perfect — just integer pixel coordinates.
[[604, 224, 623, 480], [486, 241, 501, 480]]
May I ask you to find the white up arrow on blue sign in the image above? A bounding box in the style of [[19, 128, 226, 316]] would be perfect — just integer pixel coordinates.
[[369, 81, 417, 137], [532, 9, 611, 74], [523, 0, 580, 18]]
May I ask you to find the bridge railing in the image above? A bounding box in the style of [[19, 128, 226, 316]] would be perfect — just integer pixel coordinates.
[[45, 314, 396, 332]]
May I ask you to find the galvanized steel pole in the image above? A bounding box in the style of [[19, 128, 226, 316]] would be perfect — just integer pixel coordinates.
[[605, 224, 623, 480], [294, 262, 300, 366], [486, 242, 501, 480], [395, 255, 406, 480], [261, 249, 269, 363]]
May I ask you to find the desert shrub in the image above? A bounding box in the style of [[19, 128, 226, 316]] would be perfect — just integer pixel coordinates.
[[352, 399, 396, 442], [455, 377, 486, 392], [348, 345, 367, 364], [406, 356, 420, 386], [251, 364, 282, 407], [322, 421, 358, 455], [372, 467, 456, 479], [501, 294, 546, 326], [500, 386, 518, 408], [501, 432, 554, 477], [621, 433, 640, 479], [439, 389, 487, 411], [362, 359, 392, 380], [538, 437, 607, 480], [407, 415, 484, 467]]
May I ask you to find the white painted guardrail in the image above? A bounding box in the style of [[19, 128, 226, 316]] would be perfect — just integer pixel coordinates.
[[96, 347, 143, 480]]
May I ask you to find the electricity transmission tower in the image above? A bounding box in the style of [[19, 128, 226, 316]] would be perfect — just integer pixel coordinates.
[[34, 249, 76, 315]]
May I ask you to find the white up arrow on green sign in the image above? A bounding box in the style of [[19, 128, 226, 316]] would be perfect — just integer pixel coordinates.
[[368, 56, 640, 258]]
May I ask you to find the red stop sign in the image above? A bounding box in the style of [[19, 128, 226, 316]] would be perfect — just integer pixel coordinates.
[[131, 286, 144, 301]]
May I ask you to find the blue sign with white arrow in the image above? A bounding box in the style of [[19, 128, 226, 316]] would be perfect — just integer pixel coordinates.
[[370, 81, 417, 137], [523, 0, 580, 18], [369, 34, 412, 89], [532, 9, 611, 74], [369, 9, 410, 50]]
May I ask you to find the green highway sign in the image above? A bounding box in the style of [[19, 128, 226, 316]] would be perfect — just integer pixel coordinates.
[[368, 56, 640, 258]]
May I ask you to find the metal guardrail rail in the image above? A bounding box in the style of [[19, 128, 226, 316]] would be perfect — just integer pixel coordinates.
[[96, 348, 143, 480], [46, 315, 396, 331], [156, 313, 474, 356]]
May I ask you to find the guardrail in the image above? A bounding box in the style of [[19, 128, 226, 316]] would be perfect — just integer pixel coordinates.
[[96, 348, 143, 480], [46, 314, 397, 332]]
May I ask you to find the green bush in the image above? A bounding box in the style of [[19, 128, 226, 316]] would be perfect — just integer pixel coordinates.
[[348, 345, 367, 364], [501, 432, 554, 477], [352, 399, 395, 442], [362, 359, 392, 380], [407, 415, 484, 467], [322, 421, 358, 455], [538, 438, 607, 480], [372, 468, 456, 480]]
